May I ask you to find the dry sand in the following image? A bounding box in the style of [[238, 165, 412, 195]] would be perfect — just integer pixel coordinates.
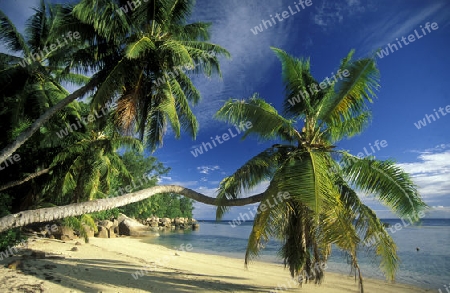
[[0, 236, 433, 293]]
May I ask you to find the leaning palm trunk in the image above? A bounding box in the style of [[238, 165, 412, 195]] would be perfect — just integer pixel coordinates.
[[0, 77, 99, 165], [0, 168, 51, 192], [0, 185, 264, 233]]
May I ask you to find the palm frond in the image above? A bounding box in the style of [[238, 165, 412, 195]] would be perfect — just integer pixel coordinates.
[[53, 70, 91, 86], [72, 0, 131, 42], [169, 77, 198, 138], [326, 110, 372, 142], [271, 47, 319, 118], [145, 107, 167, 151], [91, 58, 136, 109], [245, 195, 287, 265], [342, 156, 427, 218], [179, 22, 211, 41], [175, 70, 201, 104], [338, 181, 399, 280], [125, 36, 156, 59], [317, 56, 380, 124], [215, 95, 299, 143], [266, 150, 337, 215], [0, 10, 30, 55], [157, 83, 181, 138], [161, 39, 193, 67], [25, 0, 49, 52], [168, 0, 195, 24], [216, 147, 286, 220]]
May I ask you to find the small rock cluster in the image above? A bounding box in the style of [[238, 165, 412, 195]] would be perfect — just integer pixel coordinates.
[[24, 214, 200, 241], [138, 216, 199, 230]]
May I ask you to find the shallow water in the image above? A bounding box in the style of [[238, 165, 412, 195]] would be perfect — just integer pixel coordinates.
[[143, 219, 450, 289]]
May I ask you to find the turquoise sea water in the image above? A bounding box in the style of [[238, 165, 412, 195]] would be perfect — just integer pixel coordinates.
[[143, 219, 450, 290]]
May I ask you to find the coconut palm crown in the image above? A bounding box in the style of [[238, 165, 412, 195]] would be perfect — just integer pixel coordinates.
[[57, 0, 230, 151], [214, 47, 427, 291]]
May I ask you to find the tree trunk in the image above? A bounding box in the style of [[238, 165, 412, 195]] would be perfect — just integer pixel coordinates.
[[0, 76, 99, 165], [0, 168, 50, 192], [0, 185, 263, 233]]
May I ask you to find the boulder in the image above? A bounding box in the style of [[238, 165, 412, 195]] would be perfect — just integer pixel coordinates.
[[108, 228, 116, 238], [98, 220, 113, 230], [111, 219, 119, 234], [161, 218, 172, 228], [117, 213, 128, 223], [143, 216, 158, 227], [53, 226, 75, 240], [174, 217, 185, 225], [118, 215, 154, 237], [95, 226, 109, 238]]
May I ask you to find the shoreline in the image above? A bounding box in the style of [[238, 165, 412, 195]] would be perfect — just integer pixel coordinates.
[[0, 236, 433, 292], [149, 242, 436, 291]]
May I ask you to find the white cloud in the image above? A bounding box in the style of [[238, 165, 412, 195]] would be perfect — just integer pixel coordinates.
[[190, 144, 202, 150], [196, 186, 218, 196], [397, 148, 450, 200], [358, 1, 449, 55], [312, 0, 367, 29], [197, 165, 220, 174], [346, 0, 360, 6], [407, 143, 450, 154], [166, 180, 199, 187], [189, 1, 300, 132]]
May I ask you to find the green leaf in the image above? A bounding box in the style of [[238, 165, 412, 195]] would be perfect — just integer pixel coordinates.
[[342, 156, 427, 218]]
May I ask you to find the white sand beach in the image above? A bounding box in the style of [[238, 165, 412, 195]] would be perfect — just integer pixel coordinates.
[[0, 236, 433, 293]]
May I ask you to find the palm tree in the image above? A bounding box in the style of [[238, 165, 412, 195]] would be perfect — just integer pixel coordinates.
[[0, 0, 230, 163], [0, 1, 93, 201], [213, 47, 426, 291], [0, 0, 229, 211], [0, 1, 94, 164], [48, 0, 230, 151], [44, 125, 143, 205]]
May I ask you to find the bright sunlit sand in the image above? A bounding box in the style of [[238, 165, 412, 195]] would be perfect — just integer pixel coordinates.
[[0, 237, 432, 293]]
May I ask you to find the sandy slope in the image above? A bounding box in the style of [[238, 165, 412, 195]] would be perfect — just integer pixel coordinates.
[[0, 236, 432, 293]]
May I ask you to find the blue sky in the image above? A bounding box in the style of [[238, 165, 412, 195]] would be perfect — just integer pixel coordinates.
[[1, 0, 449, 220]]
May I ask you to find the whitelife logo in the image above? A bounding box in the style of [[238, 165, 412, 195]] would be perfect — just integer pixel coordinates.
[[376, 22, 439, 59], [287, 69, 350, 107], [228, 192, 290, 228], [55, 101, 117, 139], [250, 0, 313, 35], [413, 104, 450, 130], [190, 121, 253, 157], [19, 31, 81, 67]]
